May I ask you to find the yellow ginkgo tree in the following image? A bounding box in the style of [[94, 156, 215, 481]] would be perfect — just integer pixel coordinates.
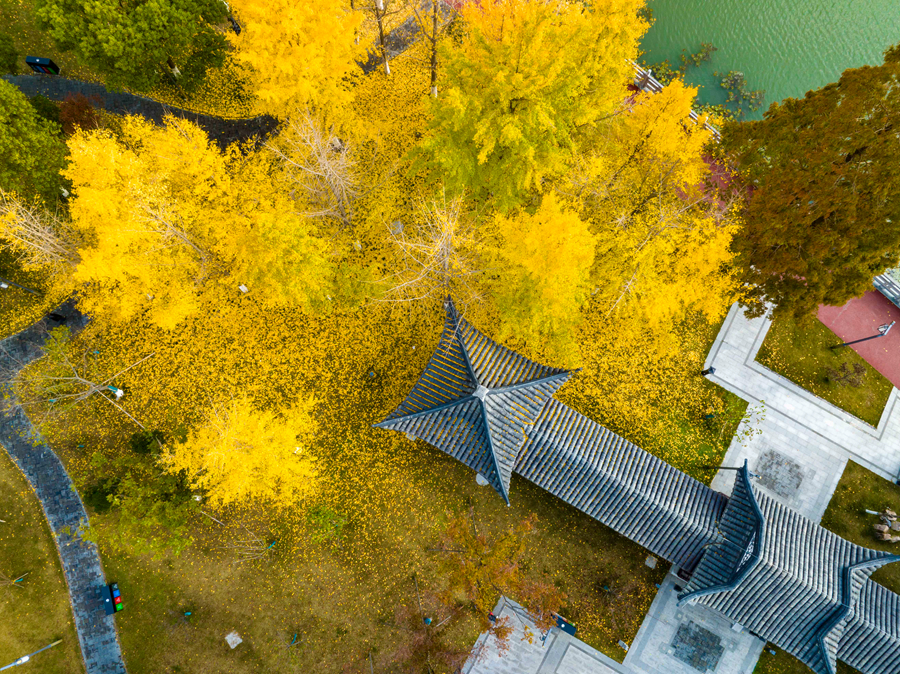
[[488, 191, 596, 364], [64, 115, 334, 329], [229, 0, 364, 119], [413, 0, 646, 210], [162, 395, 318, 508]]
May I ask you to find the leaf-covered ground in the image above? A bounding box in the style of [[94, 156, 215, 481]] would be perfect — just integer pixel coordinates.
[[17, 296, 667, 673]]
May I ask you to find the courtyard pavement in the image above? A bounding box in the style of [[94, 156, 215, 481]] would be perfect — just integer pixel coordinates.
[[623, 571, 764, 674], [463, 597, 629, 674], [705, 302, 900, 521]]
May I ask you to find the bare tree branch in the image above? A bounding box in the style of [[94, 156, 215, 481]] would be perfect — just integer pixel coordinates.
[[0, 189, 80, 269], [380, 190, 485, 308], [267, 110, 360, 230]]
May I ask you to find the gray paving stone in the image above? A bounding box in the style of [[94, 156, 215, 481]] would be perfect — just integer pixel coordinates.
[[0, 302, 126, 674], [463, 597, 628, 674]]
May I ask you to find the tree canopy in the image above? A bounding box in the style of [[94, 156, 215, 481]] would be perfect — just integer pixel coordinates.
[[722, 43, 900, 319], [413, 0, 646, 211], [0, 80, 67, 205], [228, 0, 363, 118], [36, 0, 229, 92], [162, 395, 318, 508], [64, 115, 333, 328]]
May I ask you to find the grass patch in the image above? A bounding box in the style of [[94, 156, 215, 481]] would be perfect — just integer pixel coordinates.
[[756, 315, 893, 426], [83, 454, 666, 673], [0, 447, 83, 673], [821, 461, 900, 594], [754, 646, 859, 674], [0, 0, 100, 81]]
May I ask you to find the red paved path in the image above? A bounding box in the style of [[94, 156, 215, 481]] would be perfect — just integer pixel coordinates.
[[818, 290, 900, 389]]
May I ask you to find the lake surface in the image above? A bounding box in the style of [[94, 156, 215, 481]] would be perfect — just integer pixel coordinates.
[[640, 0, 900, 119]]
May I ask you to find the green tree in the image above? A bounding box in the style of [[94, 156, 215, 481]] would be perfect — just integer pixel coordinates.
[[35, 0, 228, 92], [0, 33, 18, 75], [29, 95, 61, 128], [86, 440, 198, 557], [722, 44, 900, 319], [0, 80, 67, 204], [412, 0, 646, 211]]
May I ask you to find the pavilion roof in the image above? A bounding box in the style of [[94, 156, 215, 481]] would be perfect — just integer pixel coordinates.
[[679, 465, 900, 674], [375, 298, 571, 503]]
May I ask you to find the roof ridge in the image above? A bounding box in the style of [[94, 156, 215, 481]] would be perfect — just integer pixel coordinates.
[[815, 555, 900, 674], [677, 462, 763, 606]]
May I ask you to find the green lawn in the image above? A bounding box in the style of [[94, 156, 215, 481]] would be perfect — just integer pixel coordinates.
[[821, 460, 900, 594], [0, 448, 83, 673], [756, 315, 893, 427], [754, 646, 859, 674]]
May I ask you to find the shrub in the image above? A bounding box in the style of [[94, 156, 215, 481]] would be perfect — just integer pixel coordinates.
[[306, 505, 348, 544], [59, 93, 101, 135], [82, 480, 117, 513], [128, 429, 166, 455], [28, 95, 61, 127], [0, 33, 17, 75]]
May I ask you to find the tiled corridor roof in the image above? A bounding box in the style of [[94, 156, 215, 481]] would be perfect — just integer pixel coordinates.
[[375, 299, 900, 674], [678, 466, 900, 674], [516, 398, 727, 571]]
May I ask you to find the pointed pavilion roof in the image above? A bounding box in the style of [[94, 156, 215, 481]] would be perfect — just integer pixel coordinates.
[[375, 298, 571, 504], [679, 463, 900, 674]]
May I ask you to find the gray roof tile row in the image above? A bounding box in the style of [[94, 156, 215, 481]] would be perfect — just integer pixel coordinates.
[[515, 398, 727, 571], [376, 300, 900, 674]]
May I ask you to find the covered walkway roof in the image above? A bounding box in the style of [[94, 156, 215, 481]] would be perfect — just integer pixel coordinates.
[[375, 299, 900, 674]]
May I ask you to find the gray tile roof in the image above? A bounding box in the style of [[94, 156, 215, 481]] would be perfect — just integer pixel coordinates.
[[376, 300, 900, 674], [515, 398, 728, 571], [678, 462, 764, 602], [873, 272, 900, 309], [682, 472, 900, 674], [837, 578, 900, 674], [376, 298, 570, 503]]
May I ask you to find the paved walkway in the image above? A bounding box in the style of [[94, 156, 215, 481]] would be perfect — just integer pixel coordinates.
[[0, 303, 126, 674], [624, 570, 764, 674], [463, 597, 628, 674], [706, 302, 900, 521], [2, 74, 278, 151], [818, 290, 900, 388]]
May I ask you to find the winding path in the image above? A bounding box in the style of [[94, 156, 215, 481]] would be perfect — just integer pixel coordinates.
[[2, 74, 278, 151], [0, 303, 126, 674]]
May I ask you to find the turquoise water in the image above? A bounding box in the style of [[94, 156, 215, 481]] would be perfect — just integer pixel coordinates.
[[640, 0, 900, 119]]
